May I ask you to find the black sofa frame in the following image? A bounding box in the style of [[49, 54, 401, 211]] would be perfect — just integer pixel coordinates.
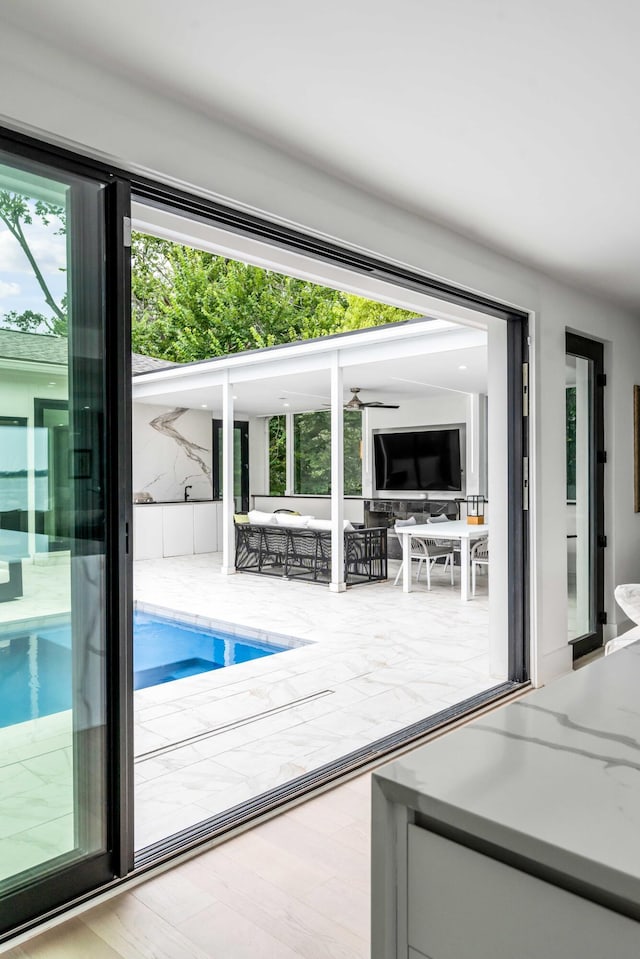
[[235, 523, 387, 586]]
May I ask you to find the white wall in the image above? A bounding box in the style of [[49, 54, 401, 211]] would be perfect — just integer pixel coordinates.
[[132, 402, 213, 502], [248, 417, 269, 496], [4, 25, 640, 683]]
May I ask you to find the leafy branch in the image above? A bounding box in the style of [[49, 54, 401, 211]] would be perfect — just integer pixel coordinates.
[[0, 191, 67, 334]]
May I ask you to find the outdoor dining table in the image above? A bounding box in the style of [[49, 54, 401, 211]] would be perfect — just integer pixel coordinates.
[[395, 520, 489, 602]]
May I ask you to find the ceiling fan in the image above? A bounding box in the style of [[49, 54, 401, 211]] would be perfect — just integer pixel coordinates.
[[344, 387, 399, 410]]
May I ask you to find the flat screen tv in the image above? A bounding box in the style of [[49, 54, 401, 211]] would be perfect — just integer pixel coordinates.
[[374, 428, 463, 492]]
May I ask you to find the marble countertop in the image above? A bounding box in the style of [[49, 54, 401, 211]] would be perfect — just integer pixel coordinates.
[[374, 643, 640, 916]]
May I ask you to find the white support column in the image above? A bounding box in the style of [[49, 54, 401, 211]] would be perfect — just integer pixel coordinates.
[[221, 374, 236, 575], [330, 353, 346, 592], [467, 393, 480, 496], [285, 411, 294, 495], [361, 407, 372, 498]]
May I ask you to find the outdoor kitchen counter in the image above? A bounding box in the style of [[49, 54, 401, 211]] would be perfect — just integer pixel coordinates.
[[133, 501, 220, 559], [372, 644, 640, 958]]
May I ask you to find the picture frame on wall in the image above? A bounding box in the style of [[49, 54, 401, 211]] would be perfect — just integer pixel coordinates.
[[69, 448, 92, 480]]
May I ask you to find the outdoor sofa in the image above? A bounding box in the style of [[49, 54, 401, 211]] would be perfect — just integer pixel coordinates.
[[234, 510, 387, 586]]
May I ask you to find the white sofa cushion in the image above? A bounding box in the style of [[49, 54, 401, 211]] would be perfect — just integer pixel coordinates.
[[248, 509, 277, 525], [307, 518, 355, 532], [274, 513, 313, 527]]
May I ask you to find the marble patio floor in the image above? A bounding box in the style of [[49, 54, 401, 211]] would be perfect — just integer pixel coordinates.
[[0, 552, 493, 874], [132, 552, 493, 848]]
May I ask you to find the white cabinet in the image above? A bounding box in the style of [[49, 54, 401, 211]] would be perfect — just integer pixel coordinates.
[[193, 502, 218, 553], [133, 505, 164, 560], [134, 502, 219, 559], [162, 505, 194, 556], [405, 826, 639, 959]]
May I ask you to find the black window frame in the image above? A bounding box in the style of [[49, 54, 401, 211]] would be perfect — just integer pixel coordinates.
[[212, 418, 249, 512], [0, 129, 133, 941]]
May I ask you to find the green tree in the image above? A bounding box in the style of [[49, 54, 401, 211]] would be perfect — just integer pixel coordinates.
[[268, 415, 287, 495], [293, 410, 362, 496], [0, 192, 67, 335], [131, 233, 352, 361], [131, 232, 420, 362], [342, 294, 419, 330]]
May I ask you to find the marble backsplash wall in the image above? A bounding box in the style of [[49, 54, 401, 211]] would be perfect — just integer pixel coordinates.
[[133, 402, 213, 502]]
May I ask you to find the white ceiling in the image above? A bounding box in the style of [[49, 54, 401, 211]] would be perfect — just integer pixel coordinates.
[[5, 1, 640, 310], [133, 334, 488, 416]]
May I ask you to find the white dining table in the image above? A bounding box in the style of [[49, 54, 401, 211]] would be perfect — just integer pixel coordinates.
[[395, 520, 489, 602]]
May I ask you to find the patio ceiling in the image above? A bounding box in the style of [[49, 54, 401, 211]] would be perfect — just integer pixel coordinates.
[[133, 323, 488, 417]]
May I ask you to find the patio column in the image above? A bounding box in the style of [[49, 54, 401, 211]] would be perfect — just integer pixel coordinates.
[[330, 352, 346, 592], [285, 411, 294, 495], [221, 374, 236, 575]]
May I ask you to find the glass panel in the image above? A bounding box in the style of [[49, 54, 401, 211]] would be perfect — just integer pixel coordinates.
[[268, 414, 286, 494], [566, 355, 594, 640], [0, 155, 108, 896], [35, 401, 71, 551], [215, 423, 246, 510], [293, 409, 362, 494]]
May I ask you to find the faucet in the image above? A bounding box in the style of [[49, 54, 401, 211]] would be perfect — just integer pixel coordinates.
[[184, 485, 193, 502]]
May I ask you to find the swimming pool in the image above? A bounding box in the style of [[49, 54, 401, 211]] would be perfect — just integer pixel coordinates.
[[0, 609, 301, 728]]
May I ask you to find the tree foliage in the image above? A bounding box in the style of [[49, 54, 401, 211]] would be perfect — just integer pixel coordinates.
[[131, 233, 419, 362], [294, 410, 362, 496], [0, 191, 67, 335]]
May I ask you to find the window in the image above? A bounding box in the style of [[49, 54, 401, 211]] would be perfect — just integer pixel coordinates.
[[269, 410, 362, 495]]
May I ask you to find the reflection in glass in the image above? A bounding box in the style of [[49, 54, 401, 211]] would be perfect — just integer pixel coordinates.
[[0, 156, 107, 895]]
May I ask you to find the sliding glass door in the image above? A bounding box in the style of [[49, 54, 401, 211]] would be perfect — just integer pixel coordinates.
[[0, 142, 128, 934]]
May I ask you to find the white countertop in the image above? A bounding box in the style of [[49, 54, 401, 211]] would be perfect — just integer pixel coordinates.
[[374, 643, 640, 917]]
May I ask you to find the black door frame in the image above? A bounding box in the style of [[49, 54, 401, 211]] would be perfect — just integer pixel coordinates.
[[0, 132, 133, 941], [565, 332, 605, 660], [0, 120, 529, 935], [33, 398, 70, 548]]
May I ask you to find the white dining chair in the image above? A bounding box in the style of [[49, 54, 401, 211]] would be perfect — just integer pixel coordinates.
[[471, 536, 489, 595], [393, 529, 455, 589]]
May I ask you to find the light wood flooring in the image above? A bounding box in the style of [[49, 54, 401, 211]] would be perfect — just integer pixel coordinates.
[[3, 773, 372, 959]]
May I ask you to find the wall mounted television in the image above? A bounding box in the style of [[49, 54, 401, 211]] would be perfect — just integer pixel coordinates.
[[373, 427, 463, 493]]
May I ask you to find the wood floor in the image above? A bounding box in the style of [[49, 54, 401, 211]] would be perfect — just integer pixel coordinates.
[[4, 773, 371, 959]]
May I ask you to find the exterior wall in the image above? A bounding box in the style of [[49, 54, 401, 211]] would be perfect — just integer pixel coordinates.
[[0, 361, 68, 553], [132, 402, 213, 503], [3, 24, 640, 683], [248, 416, 269, 497]]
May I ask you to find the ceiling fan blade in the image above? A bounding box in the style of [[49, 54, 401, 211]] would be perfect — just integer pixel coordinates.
[[362, 401, 400, 409]]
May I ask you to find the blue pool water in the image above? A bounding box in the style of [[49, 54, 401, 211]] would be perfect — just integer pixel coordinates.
[[0, 610, 291, 728]]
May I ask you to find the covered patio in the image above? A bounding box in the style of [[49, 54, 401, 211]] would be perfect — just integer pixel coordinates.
[[129, 313, 504, 848]]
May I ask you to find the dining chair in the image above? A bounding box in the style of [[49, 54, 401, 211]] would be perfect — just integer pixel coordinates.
[[471, 536, 489, 595], [393, 529, 455, 589]]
